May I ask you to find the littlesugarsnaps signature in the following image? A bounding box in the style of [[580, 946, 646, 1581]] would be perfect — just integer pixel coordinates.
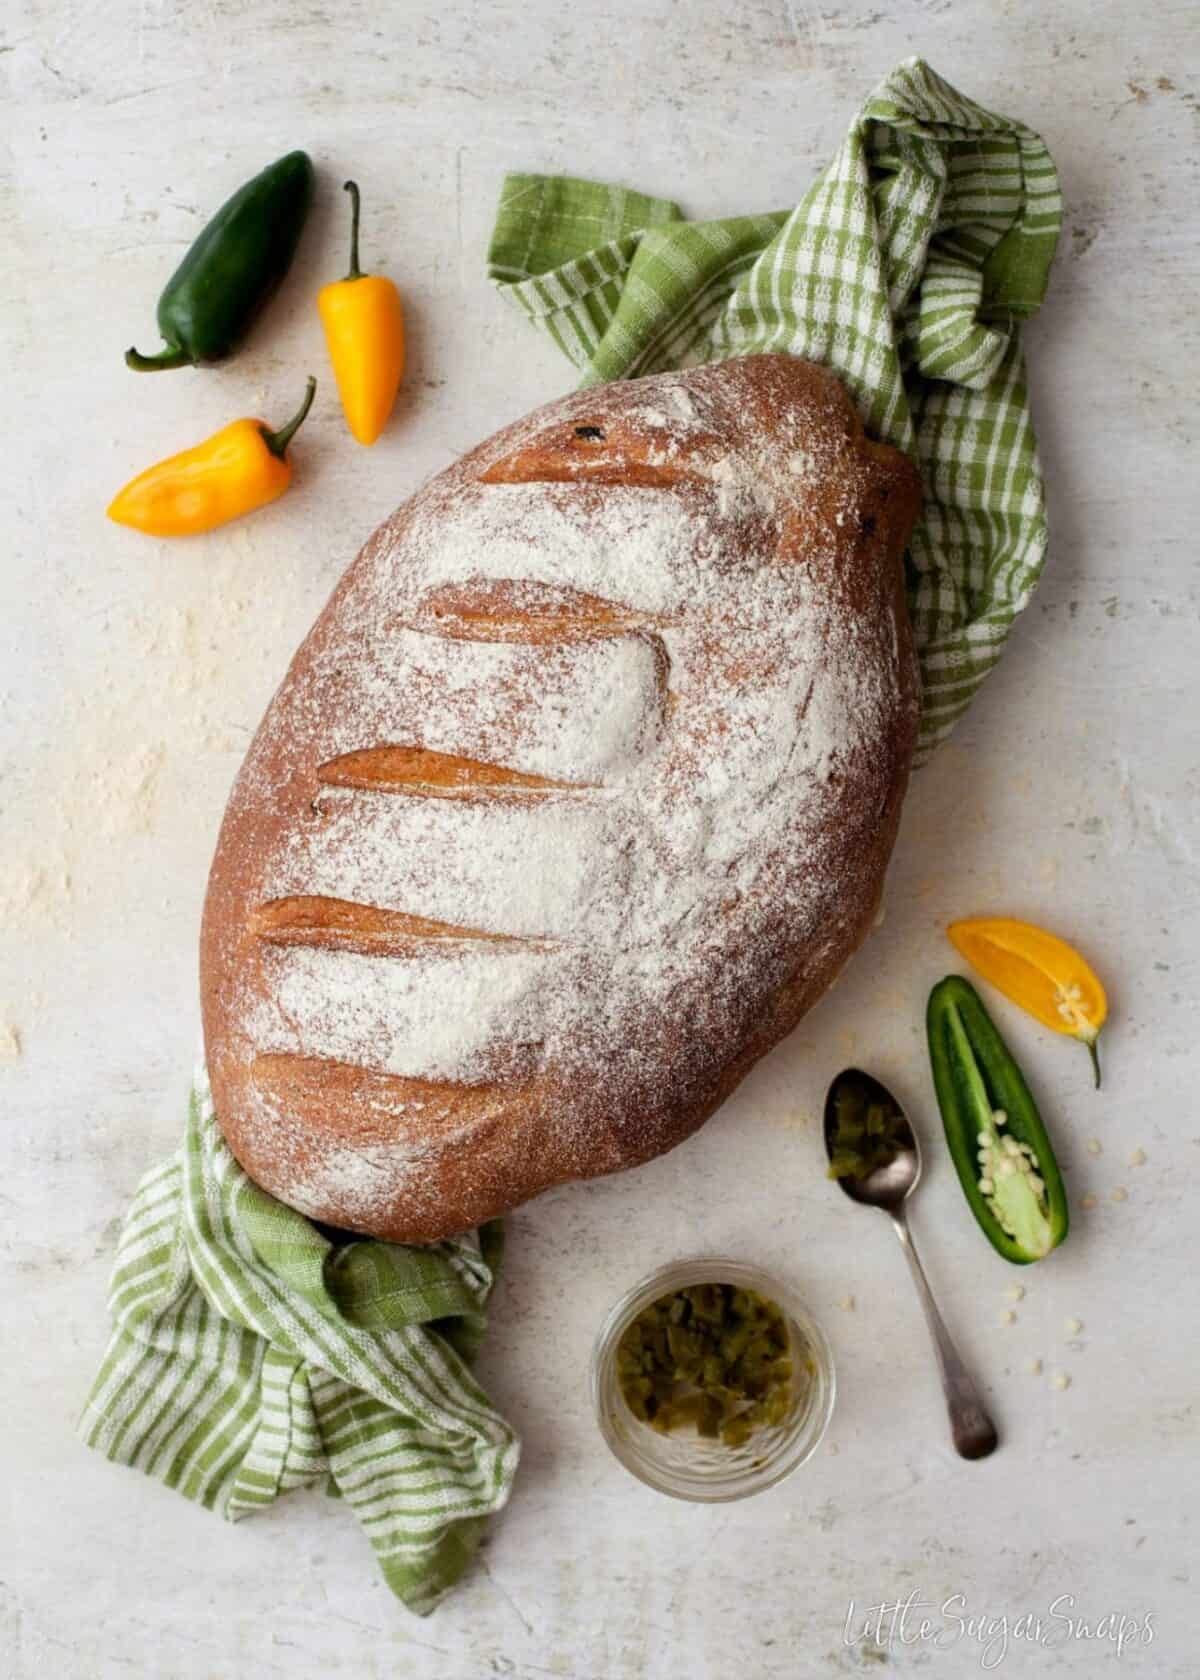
[[842, 1591, 1156, 1668]]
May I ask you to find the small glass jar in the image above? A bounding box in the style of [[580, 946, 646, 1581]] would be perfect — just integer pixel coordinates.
[[591, 1256, 835, 1502]]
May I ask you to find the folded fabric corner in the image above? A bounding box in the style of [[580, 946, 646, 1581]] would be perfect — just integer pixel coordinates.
[[487, 56, 1062, 761], [79, 1070, 520, 1615]]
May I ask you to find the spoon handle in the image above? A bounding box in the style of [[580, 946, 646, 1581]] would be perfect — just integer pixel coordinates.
[[891, 1212, 999, 1460]]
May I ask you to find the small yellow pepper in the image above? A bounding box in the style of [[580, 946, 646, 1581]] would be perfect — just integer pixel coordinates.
[[107, 378, 316, 537], [947, 917, 1109, 1087], [319, 181, 405, 446]]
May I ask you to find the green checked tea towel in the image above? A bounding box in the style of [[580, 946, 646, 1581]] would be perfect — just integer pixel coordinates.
[[487, 56, 1062, 760], [79, 1069, 519, 1615]]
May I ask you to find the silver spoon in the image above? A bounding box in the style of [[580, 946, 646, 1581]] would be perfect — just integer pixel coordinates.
[[824, 1067, 999, 1460]]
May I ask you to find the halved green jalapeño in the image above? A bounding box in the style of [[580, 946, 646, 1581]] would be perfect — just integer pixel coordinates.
[[927, 976, 1068, 1265]]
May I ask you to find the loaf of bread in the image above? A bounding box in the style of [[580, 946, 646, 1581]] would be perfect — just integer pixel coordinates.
[[200, 355, 922, 1242]]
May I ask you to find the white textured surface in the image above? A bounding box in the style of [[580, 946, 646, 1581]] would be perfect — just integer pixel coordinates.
[[1, 0, 1197, 1674]]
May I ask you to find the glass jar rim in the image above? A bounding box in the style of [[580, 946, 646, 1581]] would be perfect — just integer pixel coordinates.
[[591, 1255, 836, 1502]]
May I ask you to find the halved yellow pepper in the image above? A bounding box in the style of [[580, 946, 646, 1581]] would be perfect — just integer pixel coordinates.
[[947, 917, 1108, 1087], [319, 181, 405, 446]]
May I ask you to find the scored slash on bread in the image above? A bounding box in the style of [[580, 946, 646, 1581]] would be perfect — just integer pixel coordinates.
[[400, 577, 677, 645], [248, 1054, 526, 1159], [315, 743, 592, 798], [201, 355, 922, 1243], [250, 895, 559, 956], [477, 408, 725, 488]]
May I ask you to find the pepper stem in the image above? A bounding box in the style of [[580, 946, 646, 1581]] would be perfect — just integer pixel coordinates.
[[125, 344, 193, 372], [262, 377, 317, 459], [1086, 1035, 1102, 1090], [343, 180, 363, 280]]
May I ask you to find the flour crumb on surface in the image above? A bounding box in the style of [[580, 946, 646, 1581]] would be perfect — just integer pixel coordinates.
[[96, 743, 168, 837], [0, 1021, 21, 1063]]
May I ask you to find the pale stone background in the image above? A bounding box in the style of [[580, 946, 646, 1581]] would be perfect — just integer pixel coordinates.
[[2, 0, 1197, 1674]]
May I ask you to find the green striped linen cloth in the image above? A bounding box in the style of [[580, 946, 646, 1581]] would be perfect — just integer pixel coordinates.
[[80, 1070, 519, 1615], [487, 57, 1062, 760]]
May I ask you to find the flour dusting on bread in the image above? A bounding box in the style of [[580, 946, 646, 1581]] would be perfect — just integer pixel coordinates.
[[201, 356, 922, 1240]]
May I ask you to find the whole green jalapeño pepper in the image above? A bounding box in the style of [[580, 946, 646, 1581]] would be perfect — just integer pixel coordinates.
[[927, 976, 1069, 1265], [126, 151, 314, 371]]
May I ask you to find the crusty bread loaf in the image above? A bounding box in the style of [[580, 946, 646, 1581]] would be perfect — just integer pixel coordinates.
[[200, 355, 922, 1242]]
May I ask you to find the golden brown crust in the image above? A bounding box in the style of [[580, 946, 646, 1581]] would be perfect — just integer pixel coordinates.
[[200, 355, 922, 1242]]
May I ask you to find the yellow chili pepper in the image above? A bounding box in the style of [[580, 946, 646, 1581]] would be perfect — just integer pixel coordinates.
[[319, 181, 405, 446], [947, 917, 1109, 1087], [107, 378, 317, 537]]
